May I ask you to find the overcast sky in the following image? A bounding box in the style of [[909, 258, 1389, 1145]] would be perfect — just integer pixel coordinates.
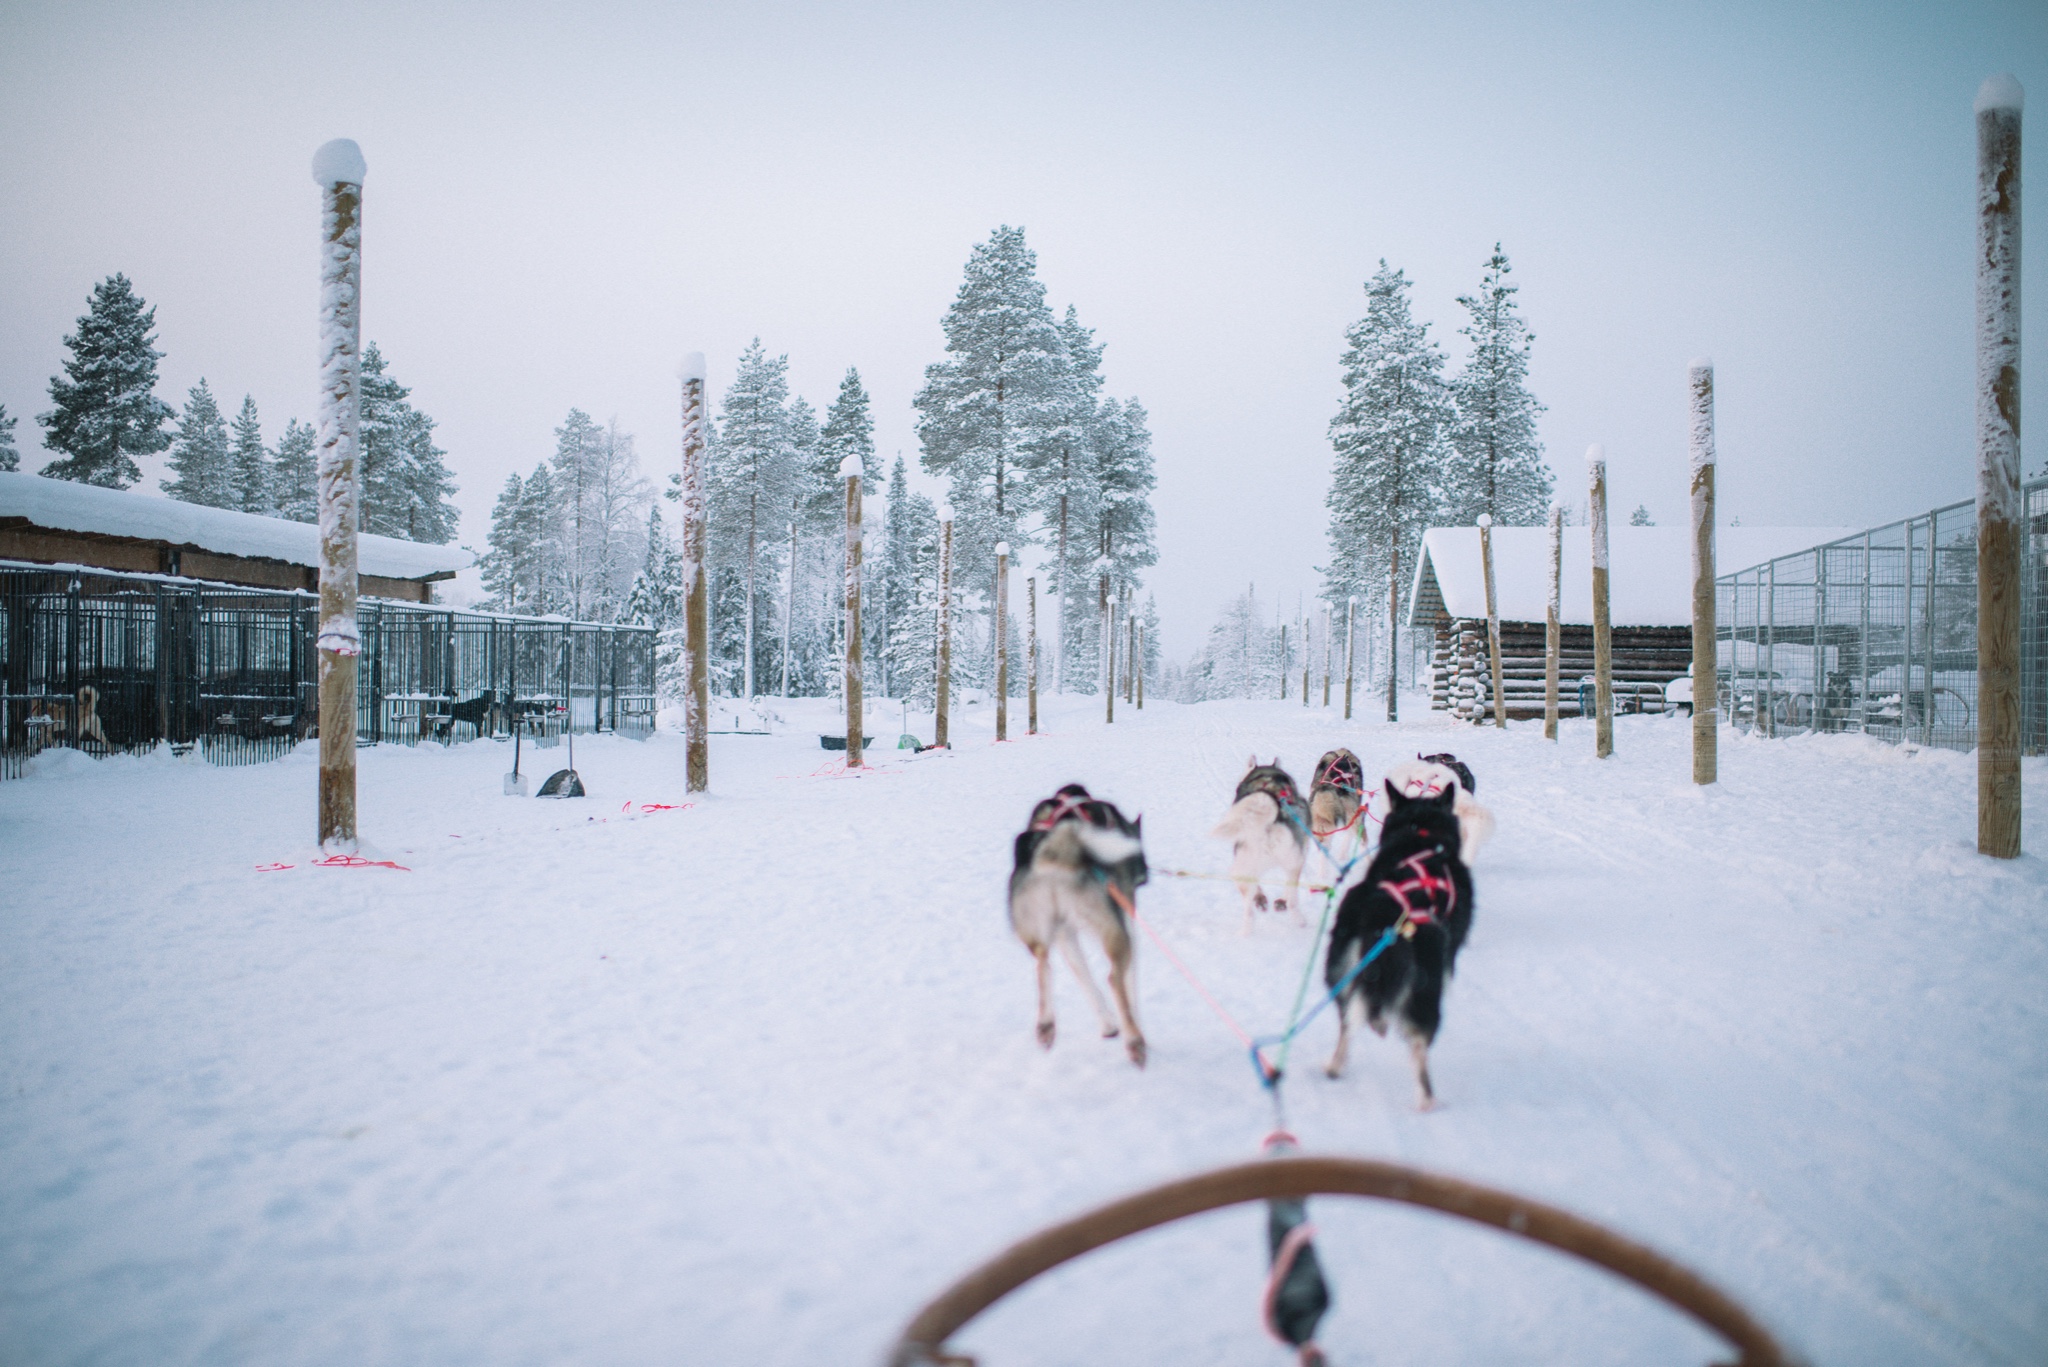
[[2, 0, 2040, 656]]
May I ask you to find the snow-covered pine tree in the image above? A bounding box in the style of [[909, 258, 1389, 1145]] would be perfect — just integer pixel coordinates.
[[1445, 247, 1551, 526], [480, 471, 528, 612], [0, 404, 18, 471], [1091, 396, 1158, 615], [357, 344, 459, 543], [519, 461, 569, 614], [624, 505, 686, 700], [1326, 261, 1452, 720], [272, 418, 317, 522], [550, 409, 604, 614], [38, 274, 175, 487], [1043, 305, 1106, 691], [162, 379, 234, 508], [709, 341, 801, 697], [880, 455, 936, 700], [229, 395, 271, 514], [1630, 504, 1654, 526], [1141, 593, 1162, 689], [915, 226, 1069, 646], [815, 370, 882, 689], [1181, 586, 1276, 700]]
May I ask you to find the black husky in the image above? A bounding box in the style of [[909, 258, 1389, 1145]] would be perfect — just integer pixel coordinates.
[[1323, 780, 1474, 1108], [1008, 784, 1149, 1066]]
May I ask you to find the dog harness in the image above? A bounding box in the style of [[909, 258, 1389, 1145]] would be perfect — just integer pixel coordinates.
[[1312, 754, 1363, 795], [1031, 792, 1099, 831], [1376, 849, 1456, 929]]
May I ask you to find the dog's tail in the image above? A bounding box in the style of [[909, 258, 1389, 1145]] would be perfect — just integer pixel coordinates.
[[1211, 791, 1279, 841], [1033, 820, 1143, 871]]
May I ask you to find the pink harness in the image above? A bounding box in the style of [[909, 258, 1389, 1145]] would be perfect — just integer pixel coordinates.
[[1376, 849, 1456, 927]]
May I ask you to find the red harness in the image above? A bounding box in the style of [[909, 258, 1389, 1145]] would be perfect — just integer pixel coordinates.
[[1313, 754, 1363, 794], [1031, 793, 1097, 831], [1376, 849, 1456, 927]]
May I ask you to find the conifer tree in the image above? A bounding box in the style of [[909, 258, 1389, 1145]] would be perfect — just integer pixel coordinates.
[[38, 274, 175, 487], [881, 455, 941, 703], [915, 226, 1069, 599], [1044, 305, 1106, 690], [358, 343, 460, 544], [519, 461, 567, 614], [709, 340, 800, 697], [1445, 247, 1551, 525], [162, 379, 234, 508], [818, 369, 878, 493], [272, 419, 318, 522], [229, 395, 271, 514], [1326, 261, 1451, 720], [0, 404, 18, 472], [1630, 504, 1654, 526], [480, 471, 528, 612]]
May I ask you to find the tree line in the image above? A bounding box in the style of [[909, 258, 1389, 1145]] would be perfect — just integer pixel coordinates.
[[5, 275, 459, 542], [585, 225, 1160, 703]]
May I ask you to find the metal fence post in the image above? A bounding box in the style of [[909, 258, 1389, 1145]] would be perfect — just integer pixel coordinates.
[[1924, 510, 1938, 747]]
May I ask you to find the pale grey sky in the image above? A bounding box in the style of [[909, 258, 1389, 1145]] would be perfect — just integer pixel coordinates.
[[1, 0, 2040, 655]]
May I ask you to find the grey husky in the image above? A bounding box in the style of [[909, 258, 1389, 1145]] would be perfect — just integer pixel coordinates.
[[1008, 784, 1148, 1067]]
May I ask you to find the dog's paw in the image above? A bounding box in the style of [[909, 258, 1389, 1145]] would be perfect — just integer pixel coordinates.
[[1252, 890, 1270, 912], [1126, 1037, 1147, 1068], [1415, 1094, 1439, 1113], [1036, 1020, 1056, 1049], [1100, 1023, 1120, 1039], [1323, 1062, 1344, 1080]]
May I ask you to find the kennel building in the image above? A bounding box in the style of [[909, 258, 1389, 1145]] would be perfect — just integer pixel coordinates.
[[1, 473, 656, 779], [1408, 524, 1854, 722]]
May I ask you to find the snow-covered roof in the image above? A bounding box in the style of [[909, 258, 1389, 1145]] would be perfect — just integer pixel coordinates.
[[0, 471, 468, 581], [1410, 524, 1858, 628]]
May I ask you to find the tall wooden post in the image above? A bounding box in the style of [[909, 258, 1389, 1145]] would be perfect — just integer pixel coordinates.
[[1135, 619, 1144, 709], [994, 542, 1010, 742], [781, 519, 797, 698], [1479, 515, 1508, 728], [1545, 504, 1562, 741], [312, 139, 365, 850], [936, 509, 953, 749], [1689, 360, 1719, 783], [1976, 74, 2024, 858], [1588, 445, 1614, 758], [679, 353, 710, 792], [843, 454, 864, 768], [1125, 592, 1137, 704], [1322, 606, 1332, 706], [1104, 581, 1116, 724], [1026, 575, 1039, 734], [1343, 596, 1355, 720]]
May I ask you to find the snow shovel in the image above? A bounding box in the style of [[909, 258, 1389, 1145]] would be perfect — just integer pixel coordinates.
[[537, 726, 585, 798], [503, 716, 528, 796]]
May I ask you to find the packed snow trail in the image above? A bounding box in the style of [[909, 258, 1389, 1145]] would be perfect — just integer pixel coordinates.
[[2, 695, 2044, 1365]]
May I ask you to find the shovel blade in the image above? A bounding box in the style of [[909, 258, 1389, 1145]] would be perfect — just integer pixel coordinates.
[[537, 768, 585, 798], [504, 773, 528, 796]]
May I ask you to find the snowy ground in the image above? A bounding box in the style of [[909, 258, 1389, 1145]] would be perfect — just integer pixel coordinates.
[[3, 692, 2044, 1366]]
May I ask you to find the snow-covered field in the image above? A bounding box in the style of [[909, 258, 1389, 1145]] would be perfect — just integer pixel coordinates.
[[3, 694, 2044, 1365]]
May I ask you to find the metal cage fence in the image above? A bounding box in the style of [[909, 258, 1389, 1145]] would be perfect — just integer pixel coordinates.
[[1715, 486, 2048, 753], [1, 562, 656, 780]]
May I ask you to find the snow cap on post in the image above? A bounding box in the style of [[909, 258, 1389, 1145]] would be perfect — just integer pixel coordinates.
[[838, 452, 862, 481], [311, 139, 367, 186], [1976, 73, 2025, 113], [679, 351, 707, 382], [939, 502, 955, 523], [1476, 513, 1493, 529], [1585, 443, 1605, 468], [1688, 361, 1717, 472], [995, 541, 1010, 557]]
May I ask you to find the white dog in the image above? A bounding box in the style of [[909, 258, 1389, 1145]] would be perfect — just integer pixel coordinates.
[[1210, 758, 1309, 931], [1372, 757, 1495, 863]]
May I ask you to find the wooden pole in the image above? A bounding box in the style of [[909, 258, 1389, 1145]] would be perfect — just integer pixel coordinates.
[[679, 353, 710, 792], [1478, 515, 1508, 728], [1278, 623, 1288, 700], [843, 456, 863, 768], [936, 511, 953, 748], [1026, 576, 1039, 734], [1135, 620, 1144, 709], [781, 519, 796, 698], [1125, 592, 1136, 704], [1689, 360, 1719, 784], [1545, 504, 1562, 741], [1103, 580, 1116, 724], [1588, 445, 1614, 758], [1976, 74, 2024, 858], [1322, 606, 1332, 706], [994, 542, 1009, 742], [311, 139, 365, 850], [1343, 595, 1355, 720]]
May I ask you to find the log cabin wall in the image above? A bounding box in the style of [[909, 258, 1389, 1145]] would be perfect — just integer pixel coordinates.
[[1430, 619, 1692, 720]]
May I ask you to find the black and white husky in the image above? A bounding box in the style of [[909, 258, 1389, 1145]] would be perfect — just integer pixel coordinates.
[[1211, 757, 1310, 930], [1008, 784, 1149, 1067], [1324, 780, 1474, 1109]]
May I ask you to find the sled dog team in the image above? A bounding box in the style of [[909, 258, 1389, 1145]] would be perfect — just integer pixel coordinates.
[[1007, 748, 1494, 1109]]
